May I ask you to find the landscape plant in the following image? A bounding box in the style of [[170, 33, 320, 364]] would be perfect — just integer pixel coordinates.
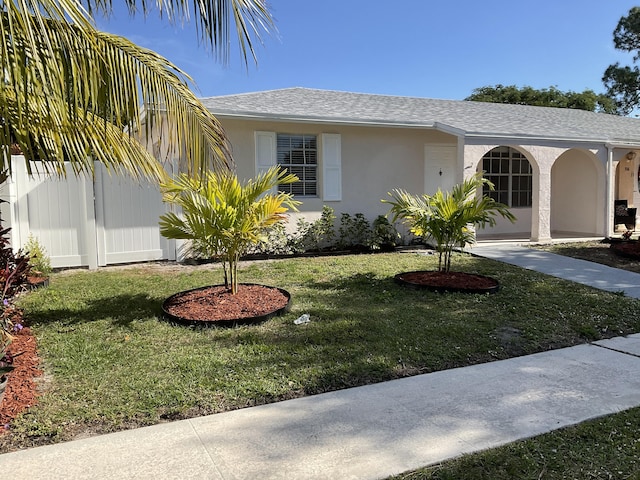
[[296, 205, 337, 252], [159, 166, 299, 294], [338, 212, 373, 250], [371, 215, 400, 251], [384, 173, 516, 272], [246, 223, 295, 256], [1, 0, 274, 180], [23, 234, 52, 278], [244, 208, 403, 256], [0, 211, 31, 380]]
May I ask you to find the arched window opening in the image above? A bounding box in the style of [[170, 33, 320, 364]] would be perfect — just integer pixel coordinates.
[[481, 147, 532, 207]]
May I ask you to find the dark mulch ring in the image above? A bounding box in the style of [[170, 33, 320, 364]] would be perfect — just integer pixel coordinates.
[[0, 326, 42, 431], [162, 284, 291, 327], [395, 270, 500, 294], [610, 240, 640, 260]]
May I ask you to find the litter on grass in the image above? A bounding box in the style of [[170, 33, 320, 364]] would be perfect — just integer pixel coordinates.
[[294, 314, 310, 325]]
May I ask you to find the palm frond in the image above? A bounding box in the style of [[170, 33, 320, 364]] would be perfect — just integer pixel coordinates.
[[1, 0, 272, 180], [160, 165, 297, 293], [383, 173, 516, 271]]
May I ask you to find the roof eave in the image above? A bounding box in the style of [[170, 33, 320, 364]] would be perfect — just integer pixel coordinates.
[[209, 110, 639, 146], [210, 111, 437, 129], [464, 130, 615, 145]]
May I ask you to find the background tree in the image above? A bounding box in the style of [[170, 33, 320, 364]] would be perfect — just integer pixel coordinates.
[[1, 0, 274, 180], [603, 7, 640, 116], [465, 85, 617, 114]]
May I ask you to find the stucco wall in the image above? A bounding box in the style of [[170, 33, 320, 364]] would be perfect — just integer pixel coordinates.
[[551, 150, 602, 235], [219, 118, 457, 224]]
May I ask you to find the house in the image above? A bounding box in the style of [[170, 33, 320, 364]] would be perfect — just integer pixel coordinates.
[[6, 87, 640, 269], [201, 87, 640, 242]]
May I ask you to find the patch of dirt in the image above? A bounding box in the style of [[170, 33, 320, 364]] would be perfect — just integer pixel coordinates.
[[395, 270, 499, 293], [163, 284, 290, 325], [0, 326, 42, 430], [493, 326, 526, 356]]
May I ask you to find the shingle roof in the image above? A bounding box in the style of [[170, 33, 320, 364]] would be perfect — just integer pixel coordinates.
[[201, 87, 640, 145]]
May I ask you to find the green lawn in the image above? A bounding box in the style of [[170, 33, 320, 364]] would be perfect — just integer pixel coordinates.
[[2, 250, 640, 475], [389, 406, 640, 480]]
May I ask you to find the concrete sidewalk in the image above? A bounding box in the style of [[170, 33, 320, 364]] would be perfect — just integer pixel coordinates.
[[470, 243, 640, 298], [2, 246, 640, 479], [2, 338, 640, 479]]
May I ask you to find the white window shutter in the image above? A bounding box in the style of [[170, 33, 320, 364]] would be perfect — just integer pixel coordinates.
[[322, 133, 342, 201], [255, 131, 277, 194], [255, 131, 276, 174]]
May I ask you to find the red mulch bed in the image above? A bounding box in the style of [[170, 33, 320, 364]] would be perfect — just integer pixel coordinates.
[[0, 326, 42, 430], [163, 284, 290, 325], [610, 241, 640, 260], [395, 270, 500, 293]]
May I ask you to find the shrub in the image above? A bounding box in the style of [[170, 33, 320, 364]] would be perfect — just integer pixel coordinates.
[[23, 234, 52, 276], [371, 215, 399, 251], [0, 205, 31, 368], [294, 205, 337, 252], [246, 223, 296, 256], [338, 212, 372, 250]]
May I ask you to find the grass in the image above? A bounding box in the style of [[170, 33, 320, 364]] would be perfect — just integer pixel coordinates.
[[388, 241, 640, 480], [2, 248, 640, 476], [389, 408, 640, 479]]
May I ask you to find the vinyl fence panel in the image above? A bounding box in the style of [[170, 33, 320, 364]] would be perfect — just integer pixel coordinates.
[[8, 156, 175, 269]]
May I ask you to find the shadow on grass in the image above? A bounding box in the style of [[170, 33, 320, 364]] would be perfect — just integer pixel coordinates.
[[24, 292, 164, 328]]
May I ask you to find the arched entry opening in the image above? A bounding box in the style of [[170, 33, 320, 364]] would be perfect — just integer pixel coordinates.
[[551, 150, 602, 236], [613, 152, 639, 232], [475, 146, 533, 238]]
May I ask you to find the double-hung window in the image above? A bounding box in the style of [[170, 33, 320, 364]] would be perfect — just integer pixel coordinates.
[[277, 134, 317, 196], [482, 146, 532, 207]]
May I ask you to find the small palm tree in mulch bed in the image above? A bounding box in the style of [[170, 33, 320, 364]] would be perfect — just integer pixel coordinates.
[[383, 173, 516, 292], [159, 166, 300, 326]]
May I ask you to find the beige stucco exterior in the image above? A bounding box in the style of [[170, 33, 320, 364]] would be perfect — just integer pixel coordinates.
[[211, 115, 638, 242], [221, 118, 458, 226]]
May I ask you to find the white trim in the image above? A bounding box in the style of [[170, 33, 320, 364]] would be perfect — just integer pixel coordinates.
[[81, 167, 99, 270], [94, 161, 107, 267]]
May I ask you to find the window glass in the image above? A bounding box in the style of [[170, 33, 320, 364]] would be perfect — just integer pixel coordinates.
[[481, 147, 532, 208], [277, 134, 318, 196]]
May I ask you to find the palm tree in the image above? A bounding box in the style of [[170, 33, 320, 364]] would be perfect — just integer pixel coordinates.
[[159, 166, 300, 294], [384, 173, 516, 272], [0, 0, 274, 180]]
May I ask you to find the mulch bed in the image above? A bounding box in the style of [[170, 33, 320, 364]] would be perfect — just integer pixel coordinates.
[[394, 270, 500, 293], [163, 284, 291, 326], [610, 240, 640, 260], [0, 326, 42, 430]]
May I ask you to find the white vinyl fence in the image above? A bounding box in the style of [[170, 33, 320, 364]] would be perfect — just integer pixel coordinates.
[[3, 156, 176, 269]]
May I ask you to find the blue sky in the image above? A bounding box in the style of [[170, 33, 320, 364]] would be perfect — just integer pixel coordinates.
[[96, 1, 640, 101]]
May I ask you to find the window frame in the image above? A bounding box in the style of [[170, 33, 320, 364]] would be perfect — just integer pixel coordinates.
[[481, 147, 532, 208], [276, 133, 318, 197]]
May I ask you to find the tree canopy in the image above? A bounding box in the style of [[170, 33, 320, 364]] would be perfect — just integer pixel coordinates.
[[1, 0, 274, 180], [465, 85, 618, 114], [603, 7, 640, 116]]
